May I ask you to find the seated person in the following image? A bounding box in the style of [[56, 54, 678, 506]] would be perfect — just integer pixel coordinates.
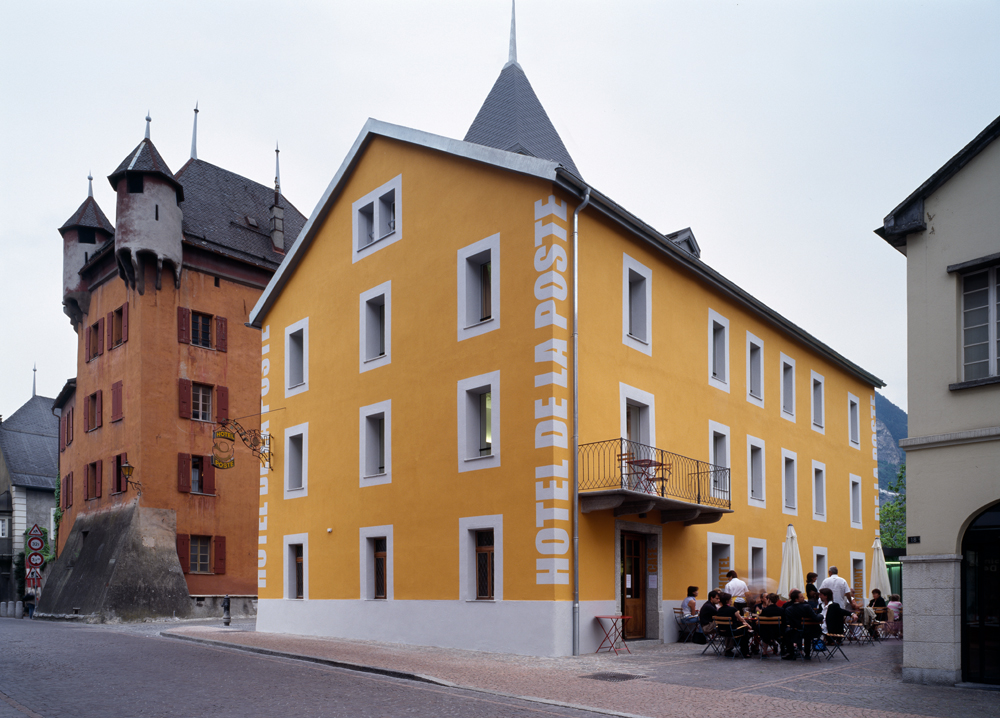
[[699, 589, 721, 631], [868, 589, 887, 609], [781, 589, 822, 660], [886, 594, 903, 637], [681, 586, 701, 630], [819, 587, 848, 638], [716, 592, 752, 657], [756, 593, 784, 656], [806, 588, 821, 611]]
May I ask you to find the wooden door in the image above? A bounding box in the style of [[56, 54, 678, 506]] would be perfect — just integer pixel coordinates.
[[622, 532, 646, 639]]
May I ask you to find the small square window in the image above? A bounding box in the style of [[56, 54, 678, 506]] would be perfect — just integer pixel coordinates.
[[352, 175, 402, 262], [190, 535, 211, 573], [192, 383, 212, 422], [78, 227, 97, 245], [127, 173, 143, 194]]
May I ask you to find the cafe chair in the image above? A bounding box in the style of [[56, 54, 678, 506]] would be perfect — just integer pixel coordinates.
[[755, 616, 782, 659], [700, 621, 724, 656], [713, 616, 747, 659], [822, 633, 849, 661], [673, 607, 698, 643]]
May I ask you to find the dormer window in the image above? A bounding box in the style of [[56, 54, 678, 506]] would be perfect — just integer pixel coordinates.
[[78, 227, 96, 245], [127, 173, 144, 194], [246, 216, 259, 228]]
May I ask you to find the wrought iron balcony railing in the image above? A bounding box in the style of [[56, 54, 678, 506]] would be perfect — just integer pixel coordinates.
[[578, 438, 731, 510]]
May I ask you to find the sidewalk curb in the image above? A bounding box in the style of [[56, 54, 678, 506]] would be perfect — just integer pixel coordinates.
[[159, 631, 651, 718]]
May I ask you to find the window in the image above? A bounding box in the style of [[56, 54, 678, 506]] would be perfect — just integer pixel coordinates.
[[459, 515, 503, 601], [780, 353, 795, 420], [708, 421, 730, 499], [457, 234, 501, 340], [850, 474, 863, 529], [359, 525, 392, 599], [86, 317, 105, 361], [782, 449, 797, 515], [622, 254, 652, 355], [0, 518, 8, 539], [191, 456, 204, 493], [851, 554, 866, 599], [708, 309, 729, 391], [110, 380, 123, 422], [85, 460, 102, 500], [292, 544, 304, 599], [127, 173, 143, 194], [812, 460, 826, 521], [359, 400, 391, 486], [63, 473, 74, 509], [178, 379, 227, 422], [475, 530, 495, 599], [284, 423, 308, 498], [192, 383, 212, 422], [352, 174, 402, 261], [78, 227, 96, 245], [707, 532, 735, 593], [359, 282, 391, 373], [176, 308, 227, 352], [190, 535, 211, 573], [811, 371, 825, 433], [108, 303, 128, 348], [177, 453, 216, 495], [283, 534, 308, 600], [84, 390, 102, 432], [192, 312, 212, 348], [962, 268, 1000, 381], [746, 435, 765, 508], [458, 372, 501, 472], [746, 332, 764, 407], [847, 393, 861, 448], [620, 383, 655, 447], [748, 538, 766, 588], [814, 548, 828, 580], [112, 453, 128, 494], [285, 318, 309, 397]]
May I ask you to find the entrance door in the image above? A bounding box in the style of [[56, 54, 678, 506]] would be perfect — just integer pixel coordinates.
[[621, 532, 646, 639], [963, 504, 1000, 685]]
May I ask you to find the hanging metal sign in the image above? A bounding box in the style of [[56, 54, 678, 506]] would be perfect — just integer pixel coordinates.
[[212, 427, 236, 470], [218, 419, 272, 470]]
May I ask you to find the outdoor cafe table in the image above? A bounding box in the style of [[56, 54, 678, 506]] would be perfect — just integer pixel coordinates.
[[595, 615, 631, 655]]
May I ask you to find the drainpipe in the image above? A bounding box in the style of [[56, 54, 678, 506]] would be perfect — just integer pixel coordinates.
[[572, 186, 591, 657]]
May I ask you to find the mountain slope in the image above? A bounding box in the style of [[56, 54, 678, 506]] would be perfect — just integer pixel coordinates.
[[875, 392, 907, 491]]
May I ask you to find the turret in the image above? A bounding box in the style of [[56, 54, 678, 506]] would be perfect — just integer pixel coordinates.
[[108, 115, 185, 295], [59, 173, 115, 330]]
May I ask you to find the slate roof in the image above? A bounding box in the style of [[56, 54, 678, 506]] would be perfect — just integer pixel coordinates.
[[0, 395, 58, 491], [465, 62, 581, 177], [174, 159, 306, 267], [59, 196, 115, 237], [108, 139, 184, 201]]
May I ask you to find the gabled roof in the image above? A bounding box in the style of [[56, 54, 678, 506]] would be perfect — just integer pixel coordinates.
[[108, 138, 185, 201], [465, 62, 581, 177], [249, 119, 884, 389], [876, 112, 1000, 253], [0, 395, 58, 491], [59, 196, 115, 237]]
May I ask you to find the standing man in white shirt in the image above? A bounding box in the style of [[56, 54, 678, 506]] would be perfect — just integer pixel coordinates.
[[723, 570, 749, 614], [819, 566, 852, 608]]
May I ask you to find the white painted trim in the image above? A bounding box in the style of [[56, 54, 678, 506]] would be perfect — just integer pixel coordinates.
[[708, 420, 731, 500], [746, 434, 766, 509], [849, 473, 863, 529], [457, 371, 501, 473], [707, 308, 730, 393], [283, 533, 308, 600], [849, 550, 867, 600], [457, 234, 500, 341], [745, 331, 764, 408], [619, 383, 655, 446], [359, 525, 393, 600], [848, 392, 861, 449], [780, 353, 796, 422], [622, 253, 652, 355], [0, 517, 8, 539], [458, 515, 503, 601], [781, 448, 798, 516], [352, 174, 402, 263], [359, 281, 391, 373], [283, 422, 308, 499], [812, 460, 827, 522], [706, 531, 735, 593], [813, 546, 828, 578], [284, 317, 309, 398], [359, 400, 392, 487], [747, 536, 768, 589], [810, 370, 825, 434]]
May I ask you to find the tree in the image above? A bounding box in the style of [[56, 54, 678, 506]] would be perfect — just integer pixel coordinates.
[[880, 464, 906, 548]]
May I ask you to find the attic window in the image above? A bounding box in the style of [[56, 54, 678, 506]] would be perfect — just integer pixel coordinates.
[[78, 227, 96, 245], [127, 174, 143, 194], [246, 216, 259, 228]]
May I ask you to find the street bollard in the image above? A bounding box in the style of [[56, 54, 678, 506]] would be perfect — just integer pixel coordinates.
[[1, 602, 7, 618], [15, 601, 23, 619], [222, 594, 231, 627]]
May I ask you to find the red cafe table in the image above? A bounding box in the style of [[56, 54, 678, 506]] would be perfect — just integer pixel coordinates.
[[595, 615, 631, 655]]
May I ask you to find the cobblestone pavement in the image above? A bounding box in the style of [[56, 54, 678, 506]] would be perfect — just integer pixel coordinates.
[[0, 618, 611, 718], [161, 624, 999, 718]]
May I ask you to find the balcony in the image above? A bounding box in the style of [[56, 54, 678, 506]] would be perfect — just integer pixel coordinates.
[[578, 438, 732, 525]]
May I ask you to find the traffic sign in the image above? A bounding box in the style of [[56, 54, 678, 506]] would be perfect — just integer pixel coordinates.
[[26, 552, 44, 569], [28, 524, 42, 537], [27, 536, 44, 552]]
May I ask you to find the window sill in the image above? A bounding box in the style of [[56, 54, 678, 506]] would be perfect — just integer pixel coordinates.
[[363, 354, 389, 365], [465, 317, 495, 330], [112, 417, 123, 423], [949, 375, 1000, 391], [288, 381, 306, 390], [286, 486, 305, 492], [188, 571, 216, 575], [849, 441, 860, 450], [626, 333, 649, 346], [362, 473, 388, 480], [189, 491, 217, 497], [358, 231, 396, 252], [467, 598, 496, 603], [464, 455, 494, 463]]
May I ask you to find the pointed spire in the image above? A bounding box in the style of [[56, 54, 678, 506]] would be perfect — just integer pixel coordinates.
[[274, 141, 281, 201], [87, 172, 93, 198], [190, 102, 199, 160], [505, 0, 519, 68], [145, 111, 151, 140], [32, 363, 36, 397]]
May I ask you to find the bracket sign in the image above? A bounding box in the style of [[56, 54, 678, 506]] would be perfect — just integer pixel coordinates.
[[218, 419, 273, 470]]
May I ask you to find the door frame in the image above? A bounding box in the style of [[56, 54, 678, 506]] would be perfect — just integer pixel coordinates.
[[614, 520, 662, 641]]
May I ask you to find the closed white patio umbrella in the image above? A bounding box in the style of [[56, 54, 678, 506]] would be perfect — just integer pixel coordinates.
[[870, 537, 892, 599], [777, 524, 805, 599]]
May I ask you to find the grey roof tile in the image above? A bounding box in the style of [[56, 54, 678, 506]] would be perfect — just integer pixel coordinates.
[[0, 395, 58, 491], [108, 139, 184, 200], [59, 196, 115, 237], [465, 63, 581, 177]]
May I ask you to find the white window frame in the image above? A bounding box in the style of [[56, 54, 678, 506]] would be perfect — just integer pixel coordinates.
[[746, 331, 764, 408], [283, 422, 308, 499], [850, 473, 863, 529], [621, 254, 652, 355], [847, 392, 861, 449], [707, 309, 730, 393], [458, 514, 503, 601], [961, 268, 999, 381], [283, 533, 308, 600], [352, 175, 402, 262], [781, 448, 798, 516], [620, 383, 655, 446], [284, 317, 309, 397], [813, 547, 828, 580], [359, 400, 391, 487], [0, 517, 7, 539], [707, 531, 735, 593], [708, 420, 731, 500], [812, 460, 827, 522], [457, 371, 501, 473], [359, 525, 393, 600], [780, 353, 796, 421], [457, 234, 500, 341], [748, 537, 767, 589], [746, 434, 766, 509], [810, 370, 825, 434], [359, 281, 391, 373]]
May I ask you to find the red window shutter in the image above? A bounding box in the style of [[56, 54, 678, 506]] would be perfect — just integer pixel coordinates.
[[121, 451, 128, 493], [83, 395, 90, 432], [95, 459, 102, 498], [97, 317, 105, 355], [68, 407, 74, 444], [178, 378, 191, 419], [68, 472, 73, 508], [59, 415, 65, 452], [85, 326, 92, 361], [176, 534, 190, 573], [216, 386, 229, 423], [213, 536, 226, 575], [177, 307, 191, 344], [215, 316, 228, 353], [178, 453, 191, 493], [95, 390, 103, 428], [202, 456, 216, 494], [121, 302, 129, 343], [62, 476, 67, 509], [111, 381, 123, 421], [107, 311, 114, 348]]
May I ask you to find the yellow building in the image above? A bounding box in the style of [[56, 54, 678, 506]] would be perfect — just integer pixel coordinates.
[[249, 27, 882, 656]]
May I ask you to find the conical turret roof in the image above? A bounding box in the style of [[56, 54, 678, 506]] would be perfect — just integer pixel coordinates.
[[108, 138, 185, 200], [59, 195, 115, 237]]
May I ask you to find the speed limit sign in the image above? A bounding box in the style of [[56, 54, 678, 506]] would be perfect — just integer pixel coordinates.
[[27, 536, 44, 552], [26, 552, 44, 569]]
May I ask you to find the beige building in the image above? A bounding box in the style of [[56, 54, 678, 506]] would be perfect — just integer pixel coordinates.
[[877, 113, 1000, 686]]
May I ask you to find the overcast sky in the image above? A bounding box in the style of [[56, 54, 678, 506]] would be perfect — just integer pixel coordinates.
[[2, 1, 998, 420]]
